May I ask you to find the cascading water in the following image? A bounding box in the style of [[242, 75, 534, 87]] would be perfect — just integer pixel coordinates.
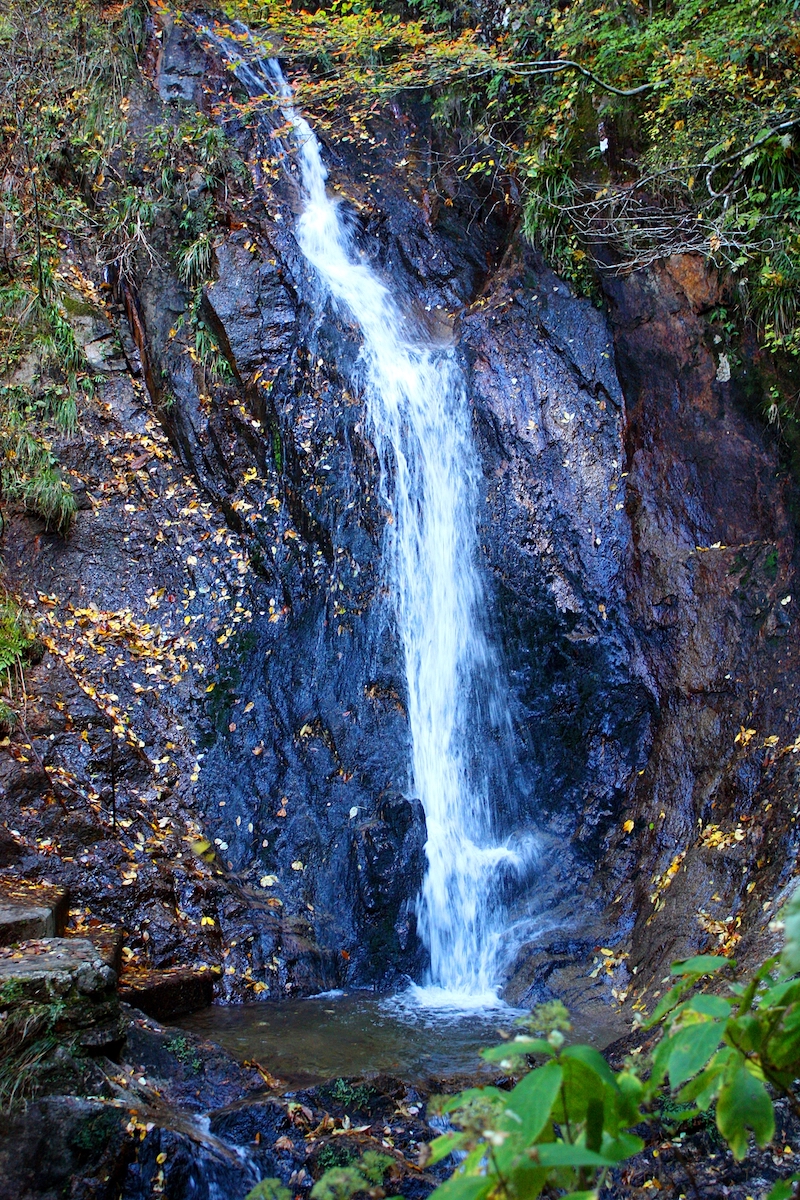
[[198, 27, 536, 1004]]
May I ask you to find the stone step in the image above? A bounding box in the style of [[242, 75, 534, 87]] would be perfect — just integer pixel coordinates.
[[0, 878, 69, 946], [0, 936, 123, 1056], [119, 964, 219, 1020], [82, 926, 123, 976], [0, 936, 117, 998]]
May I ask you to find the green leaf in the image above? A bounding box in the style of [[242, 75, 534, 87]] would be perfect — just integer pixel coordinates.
[[760, 977, 800, 1009], [671, 955, 730, 977], [536, 1143, 614, 1168], [561, 1044, 616, 1086], [427, 1133, 467, 1165], [503, 1161, 549, 1199], [765, 1016, 800, 1073], [614, 1071, 644, 1124], [427, 1175, 493, 1200], [726, 1013, 763, 1053], [459, 1145, 489, 1175], [684, 994, 731, 1018], [705, 140, 729, 161], [585, 1096, 604, 1152], [676, 1055, 728, 1109], [781, 1002, 800, 1034], [600, 1132, 645, 1162], [644, 979, 697, 1028], [716, 1063, 775, 1160], [666, 1021, 723, 1087], [438, 1087, 505, 1114], [553, 1056, 607, 1126], [507, 1059, 563, 1141], [766, 1174, 800, 1200], [481, 1038, 553, 1063]]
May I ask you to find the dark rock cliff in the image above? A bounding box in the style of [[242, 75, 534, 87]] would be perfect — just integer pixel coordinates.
[[1, 9, 798, 1024], [466, 244, 800, 1011]]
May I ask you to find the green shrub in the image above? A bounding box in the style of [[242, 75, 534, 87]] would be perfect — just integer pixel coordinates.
[[400, 883, 800, 1200], [305, 887, 800, 1200], [0, 1, 148, 535]]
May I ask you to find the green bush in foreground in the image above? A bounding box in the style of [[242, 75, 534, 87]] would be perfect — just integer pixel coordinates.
[[247, 882, 800, 1200], [421, 883, 800, 1199]]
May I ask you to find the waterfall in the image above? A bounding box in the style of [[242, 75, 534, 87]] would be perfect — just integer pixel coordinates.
[[198, 27, 536, 1004]]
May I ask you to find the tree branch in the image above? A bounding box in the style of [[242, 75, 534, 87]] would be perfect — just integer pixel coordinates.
[[705, 115, 800, 200], [500, 58, 653, 96]]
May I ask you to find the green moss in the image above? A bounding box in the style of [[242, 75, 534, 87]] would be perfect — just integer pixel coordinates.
[[166, 1034, 203, 1073], [326, 1078, 373, 1111], [271, 423, 283, 473], [314, 1143, 358, 1175], [69, 1109, 121, 1156], [59, 295, 97, 318], [311, 1150, 392, 1199], [0, 979, 26, 1005], [245, 1181, 292, 1200]]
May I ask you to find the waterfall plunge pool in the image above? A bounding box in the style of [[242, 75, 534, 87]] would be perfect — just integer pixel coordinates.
[[169, 990, 628, 1089], [170, 993, 508, 1088]]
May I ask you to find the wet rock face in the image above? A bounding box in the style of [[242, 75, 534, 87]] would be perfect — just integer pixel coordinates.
[[0, 1096, 130, 1200], [94, 17, 800, 995], [175, 225, 428, 983], [463, 252, 653, 856], [458, 249, 657, 995], [121, 14, 510, 989], [597, 258, 800, 983], [463, 243, 800, 995], [204, 231, 297, 386], [3, 8, 798, 1012], [0, 998, 446, 1200]]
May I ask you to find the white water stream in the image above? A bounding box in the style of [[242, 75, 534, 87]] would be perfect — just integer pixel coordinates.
[[201, 30, 536, 1005]]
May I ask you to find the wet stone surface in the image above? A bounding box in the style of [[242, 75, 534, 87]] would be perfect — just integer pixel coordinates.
[[0, 936, 113, 989], [3, 3, 798, 1016], [0, 879, 68, 945], [119, 964, 218, 1021]]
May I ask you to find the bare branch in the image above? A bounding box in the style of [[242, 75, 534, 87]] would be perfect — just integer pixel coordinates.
[[500, 58, 652, 96]]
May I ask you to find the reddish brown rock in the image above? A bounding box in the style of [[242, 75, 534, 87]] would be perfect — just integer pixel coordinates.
[[665, 252, 719, 313]]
